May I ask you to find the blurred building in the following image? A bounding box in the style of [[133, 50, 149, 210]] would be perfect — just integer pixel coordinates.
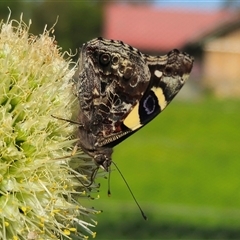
[[103, 4, 240, 98]]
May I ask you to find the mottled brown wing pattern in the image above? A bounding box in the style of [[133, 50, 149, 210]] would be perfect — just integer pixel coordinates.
[[73, 37, 194, 171]]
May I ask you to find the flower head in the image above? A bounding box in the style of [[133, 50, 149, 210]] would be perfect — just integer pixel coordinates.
[[0, 15, 100, 240]]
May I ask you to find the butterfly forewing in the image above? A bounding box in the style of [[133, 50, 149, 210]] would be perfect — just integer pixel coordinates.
[[74, 37, 194, 170]]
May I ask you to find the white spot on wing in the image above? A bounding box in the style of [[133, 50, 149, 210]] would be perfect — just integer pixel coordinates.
[[154, 70, 163, 78]]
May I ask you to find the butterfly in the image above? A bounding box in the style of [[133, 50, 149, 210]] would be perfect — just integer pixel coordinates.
[[73, 37, 194, 172]]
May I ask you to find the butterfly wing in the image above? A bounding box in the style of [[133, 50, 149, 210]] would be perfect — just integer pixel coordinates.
[[101, 49, 194, 148], [76, 38, 152, 148], [123, 49, 194, 131], [74, 37, 193, 170]]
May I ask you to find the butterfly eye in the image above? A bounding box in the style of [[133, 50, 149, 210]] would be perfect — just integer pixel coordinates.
[[99, 53, 111, 65]]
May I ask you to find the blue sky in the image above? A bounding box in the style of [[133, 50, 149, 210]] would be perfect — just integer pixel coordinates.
[[155, 1, 223, 10]]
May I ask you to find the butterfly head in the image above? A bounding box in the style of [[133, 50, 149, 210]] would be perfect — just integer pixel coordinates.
[[92, 148, 113, 172]]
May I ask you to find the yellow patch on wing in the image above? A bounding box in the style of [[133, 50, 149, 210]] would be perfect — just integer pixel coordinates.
[[123, 102, 142, 131], [151, 86, 167, 110]]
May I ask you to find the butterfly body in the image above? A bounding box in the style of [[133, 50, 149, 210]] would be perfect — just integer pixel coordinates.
[[73, 37, 194, 171]]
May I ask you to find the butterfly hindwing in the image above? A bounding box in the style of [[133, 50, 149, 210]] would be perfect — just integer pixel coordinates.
[[74, 37, 194, 170], [122, 49, 193, 130]]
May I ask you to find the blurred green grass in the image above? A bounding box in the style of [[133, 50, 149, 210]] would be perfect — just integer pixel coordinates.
[[85, 97, 240, 239]]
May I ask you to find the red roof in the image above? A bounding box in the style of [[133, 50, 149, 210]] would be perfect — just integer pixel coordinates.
[[103, 4, 235, 52]]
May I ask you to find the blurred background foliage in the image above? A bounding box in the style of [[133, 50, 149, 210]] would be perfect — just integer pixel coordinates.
[[0, 0, 103, 59], [1, 1, 240, 239]]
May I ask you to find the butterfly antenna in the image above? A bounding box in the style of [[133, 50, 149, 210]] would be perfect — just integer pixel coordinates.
[[108, 167, 111, 196], [111, 161, 147, 220]]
